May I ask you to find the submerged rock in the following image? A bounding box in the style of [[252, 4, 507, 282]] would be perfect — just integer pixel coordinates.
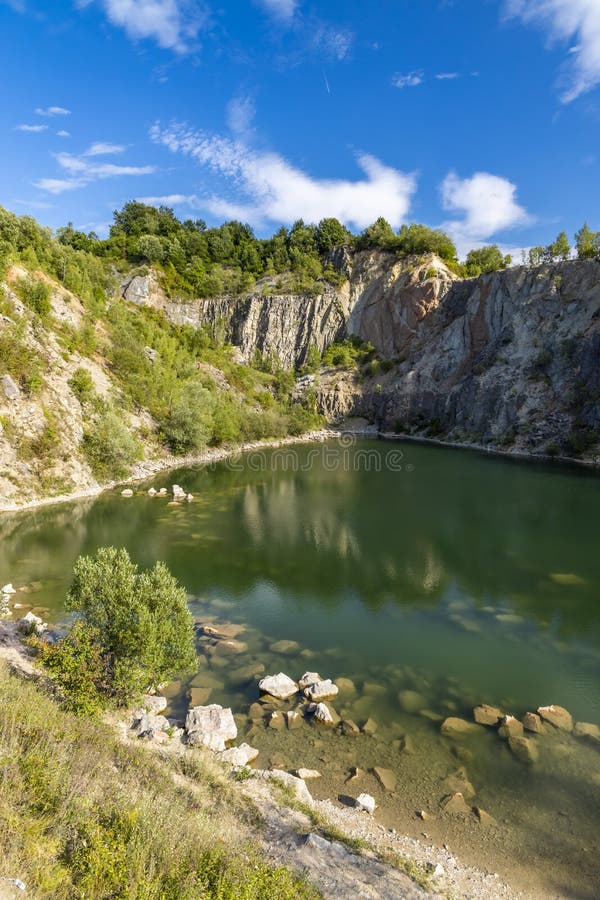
[[335, 677, 357, 695], [440, 792, 472, 817], [372, 767, 397, 792], [258, 672, 298, 700], [573, 722, 600, 745], [473, 704, 503, 727], [270, 639, 300, 655], [442, 767, 475, 800], [498, 716, 524, 739], [286, 710, 302, 730], [522, 712, 545, 734], [537, 705, 573, 732], [508, 735, 539, 764], [474, 807, 496, 826], [295, 768, 321, 780], [362, 717, 378, 735], [355, 793, 376, 814], [185, 704, 237, 752], [440, 717, 480, 739], [398, 689, 426, 713], [121, 489, 133, 497], [268, 711, 285, 732], [340, 719, 361, 736]]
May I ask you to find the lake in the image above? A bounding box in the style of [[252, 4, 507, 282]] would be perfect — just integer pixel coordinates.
[[2, 438, 599, 898]]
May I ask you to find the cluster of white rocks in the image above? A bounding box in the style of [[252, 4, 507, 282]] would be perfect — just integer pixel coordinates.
[[121, 484, 194, 501]]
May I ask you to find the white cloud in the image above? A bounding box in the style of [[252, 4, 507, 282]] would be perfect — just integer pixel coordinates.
[[16, 124, 48, 133], [256, 0, 297, 22], [441, 171, 531, 256], [35, 149, 155, 194], [77, 0, 207, 53], [150, 122, 417, 229], [312, 25, 353, 61], [504, 0, 600, 101], [435, 72, 459, 80], [136, 193, 200, 206], [84, 141, 127, 155], [226, 96, 256, 137], [35, 106, 71, 116], [57, 130, 71, 138], [392, 71, 424, 88]]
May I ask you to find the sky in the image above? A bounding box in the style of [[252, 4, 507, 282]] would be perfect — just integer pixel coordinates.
[[1, 0, 600, 258]]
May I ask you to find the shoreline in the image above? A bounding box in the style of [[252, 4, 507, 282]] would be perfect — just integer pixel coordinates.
[[0, 428, 342, 515], [1, 425, 598, 516]]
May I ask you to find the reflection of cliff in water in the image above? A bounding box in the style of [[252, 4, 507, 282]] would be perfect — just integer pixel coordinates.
[[0, 442, 599, 643]]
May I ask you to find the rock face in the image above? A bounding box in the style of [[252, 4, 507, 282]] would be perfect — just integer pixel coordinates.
[[185, 704, 237, 751]]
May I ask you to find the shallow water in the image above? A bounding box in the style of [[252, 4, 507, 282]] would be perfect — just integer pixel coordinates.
[[2, 439, 600, 896]]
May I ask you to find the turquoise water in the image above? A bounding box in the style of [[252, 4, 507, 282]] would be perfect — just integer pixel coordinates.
[[2, 439, 599, 895]]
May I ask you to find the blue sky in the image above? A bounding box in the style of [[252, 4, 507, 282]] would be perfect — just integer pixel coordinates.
[[1, 0, 599, 257]]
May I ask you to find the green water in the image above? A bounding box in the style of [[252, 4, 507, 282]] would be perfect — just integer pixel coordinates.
[[2, 439, 600, 895]]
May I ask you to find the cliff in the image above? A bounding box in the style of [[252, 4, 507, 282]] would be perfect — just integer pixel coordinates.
[[123, 253, 600, 462]]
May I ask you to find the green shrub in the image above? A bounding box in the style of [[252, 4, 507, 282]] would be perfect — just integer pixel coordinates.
[[33, 620, 109, 716], [17, 277, 52, 319], [160, 382, 215, 454], [68, 366, 95, 403], [82, 409, 142, 479], [58, 547, 196, 705]]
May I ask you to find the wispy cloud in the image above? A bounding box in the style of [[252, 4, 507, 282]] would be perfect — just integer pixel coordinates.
[[35, 148, 155, 194], [150, 121, 417, 229], [441, 170, 531, 255], [137, 193, 200, 207], [77, 0, 208, 53], [35, 106, 71, 117], [504, 0, 600, 101], [84, 141, 127, 156], [226, 96, 256, 138], [57, 130, 71, 138], [255, 0, 297, 23], [312, 24, 353, 61], [392, 71, 424, 88], [16, 124, 48, 133], [435, 72, 459, 80]]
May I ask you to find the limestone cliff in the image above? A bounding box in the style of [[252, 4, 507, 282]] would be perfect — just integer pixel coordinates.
[[122, 253, 600, 462]]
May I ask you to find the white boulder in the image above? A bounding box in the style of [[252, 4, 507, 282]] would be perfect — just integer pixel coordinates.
[[258, 672, 298, 700], [355, 793, 376, 814], [185, 704, 237, 752]]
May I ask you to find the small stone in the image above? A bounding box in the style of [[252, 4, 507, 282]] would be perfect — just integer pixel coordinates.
[[304, 679, 339, 702], [268, 711, 285, 731], [1, 374, 20, 400], [286, 710, 302, 730], [442, 767, 475, 800], [260, 769, 313, 804], [296, 768, 321, 780], [218, 743, 259, 766], [428, 864, 445, 878], [310, 702, 340, 726], [189, 686, 212, 707], [355, 793, 376, 814], [440, 792, 472, 817], [362, 717, 378, 735], [135, 713, 170, 739], [142, 694, 168, 714], [372, 767, 397, 792], [1, 584, 16, 594], [417, 810, 429, 821], [522, 712, 545, 734], [509, 735, 539, 764], [498, 715, 524, 739], [345, 766, 364, 784], [474, 807, 496, 826], [420, 709, 444, 722], [573, 722, 600, 744], [158, 488, 168, 495], [186, 494, 194, 502], [440, 717, 480, 739], [270, 639, 300, 655], [393, 734, 415, 754], [537, 705, 573, 732], [121, 489, 133, 497], [398, 689, 426, 713], [17, 611, 46, 635], [298, 671, 322, 690], [340, 719, 361, 736], [473, 704, 504, 726], [258, 673, 298, 700], [148, 487, 157, 496]]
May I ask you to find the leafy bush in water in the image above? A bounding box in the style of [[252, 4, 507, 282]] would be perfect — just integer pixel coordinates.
[[82, 408, 142, 478]]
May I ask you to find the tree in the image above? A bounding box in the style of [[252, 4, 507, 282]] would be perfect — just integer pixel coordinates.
[[465, 245, 511, 277], [575, 223, 600, 260], [396, 223, 458, 263], [137, 234, 166, 263], [160, 382, 215, 454], [358, 217, 396, 249], [316, 217, 350, 254], [63, 547, 196, 703], [547, 230, 571, 262]]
